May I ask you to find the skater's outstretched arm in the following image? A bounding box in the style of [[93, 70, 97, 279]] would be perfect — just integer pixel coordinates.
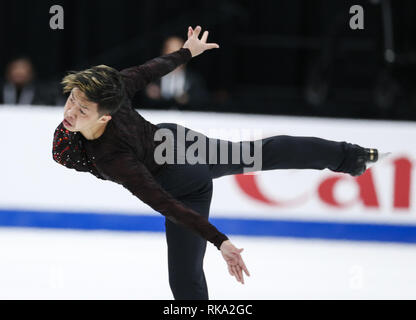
[[119, 25, 219, 100], [119, 48, 192, 100], [53, 126, 251, 284], [95, 151, 228, 250]]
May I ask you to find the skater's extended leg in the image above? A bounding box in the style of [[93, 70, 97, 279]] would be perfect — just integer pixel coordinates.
[[154, 122, 377, 180], [207, 134, 377, 179]]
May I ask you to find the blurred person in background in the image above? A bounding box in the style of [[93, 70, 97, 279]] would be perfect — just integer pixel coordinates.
[[142, 36, 209, 110], [0, 56, 62, 106]]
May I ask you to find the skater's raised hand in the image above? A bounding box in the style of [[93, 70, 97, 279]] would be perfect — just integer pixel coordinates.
[[182, 25, 220, 58], [220, 240, 250, 284]]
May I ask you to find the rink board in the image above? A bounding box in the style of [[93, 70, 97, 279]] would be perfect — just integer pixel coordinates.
[[1, 208, 416, 244], [0, 106, 415, 243]]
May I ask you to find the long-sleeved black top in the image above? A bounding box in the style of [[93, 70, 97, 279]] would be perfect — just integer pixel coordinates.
[[52, 48, 228, 250]]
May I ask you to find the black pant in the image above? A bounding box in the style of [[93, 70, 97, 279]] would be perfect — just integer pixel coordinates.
[[153, 122, 351, 300]]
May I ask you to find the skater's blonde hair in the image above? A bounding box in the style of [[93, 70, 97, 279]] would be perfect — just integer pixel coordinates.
[[61, 65, 126, 117]]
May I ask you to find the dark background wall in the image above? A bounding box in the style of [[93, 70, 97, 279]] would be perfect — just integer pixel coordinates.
[[2, 0, 416, 120]]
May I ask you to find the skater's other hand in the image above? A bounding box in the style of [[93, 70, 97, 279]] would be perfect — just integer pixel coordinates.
[[220, 240, 250, 284], [183, 25, 220, 58]]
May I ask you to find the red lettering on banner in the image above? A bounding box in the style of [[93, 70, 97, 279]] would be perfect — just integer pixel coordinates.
[[234, 174, 308, 206], [317, 171, 379, 208], [234, 155, 413, 212], [356, 170, 379, 207], [318, 176, 348, 208], [393, 157, 412, 209], [235, 174, 278, 205]]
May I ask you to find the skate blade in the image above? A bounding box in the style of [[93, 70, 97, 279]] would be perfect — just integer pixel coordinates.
[[367, 152, 392, 169]]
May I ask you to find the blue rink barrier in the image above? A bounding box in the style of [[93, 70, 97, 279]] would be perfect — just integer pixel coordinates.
[[0, 208, 416, 244]]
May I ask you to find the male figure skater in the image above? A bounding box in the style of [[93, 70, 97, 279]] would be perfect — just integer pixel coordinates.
[[52, 26, 379, 299]]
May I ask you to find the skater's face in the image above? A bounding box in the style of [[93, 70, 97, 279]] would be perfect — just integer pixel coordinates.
[[63, 87, 110, 132]]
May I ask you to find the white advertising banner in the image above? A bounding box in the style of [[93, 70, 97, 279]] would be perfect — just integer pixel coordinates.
[[0, 106, 414, 242]]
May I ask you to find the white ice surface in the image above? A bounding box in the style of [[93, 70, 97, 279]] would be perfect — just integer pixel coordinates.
[[0, 228, 415, 300]]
